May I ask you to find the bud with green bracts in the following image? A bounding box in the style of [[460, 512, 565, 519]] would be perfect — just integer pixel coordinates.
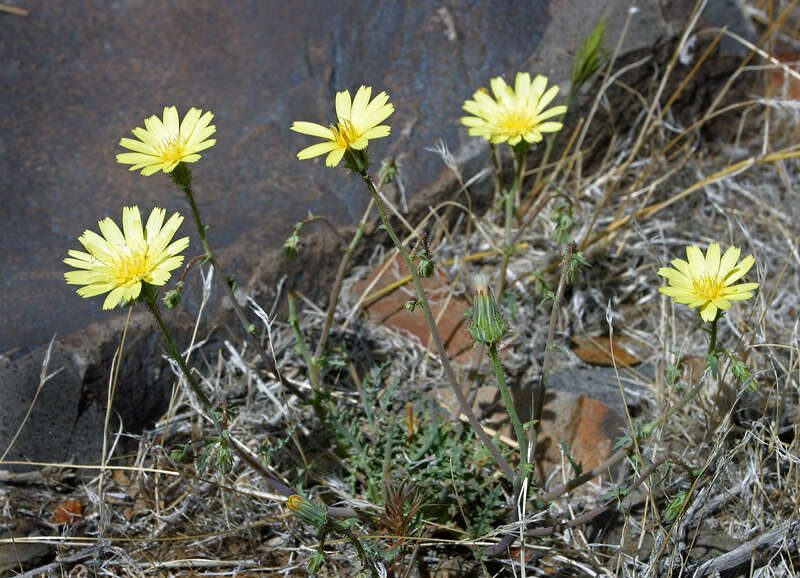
[[468, 274, 507, 346]]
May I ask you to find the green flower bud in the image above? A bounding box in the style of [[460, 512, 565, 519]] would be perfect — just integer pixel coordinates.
[[468, 274, 507, 346], [283, 231, 301, 260], [417, 256, 434, 278], [162, 281, 184, 310]]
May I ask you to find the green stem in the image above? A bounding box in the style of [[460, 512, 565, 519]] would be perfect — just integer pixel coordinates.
[[144, 290, 365, 518], [498, 145, 528, 296], [145, 297, 213, 411], [488, 344, 528, 480], [288, 291, 325, 421], [337, 524, 379, 578], [709, 317, 718, 354], [490, 143, 505, 197], [169, 163, 305, 400], [358, 166, 515, 482], [313, 198, 374, 360], [529, 243, 573, 490]]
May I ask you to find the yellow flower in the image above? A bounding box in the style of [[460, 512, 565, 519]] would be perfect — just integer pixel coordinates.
[[117, 106, 216, 175], [65, 206, 189, 310], [461, 72, 567, 145], [658, 243, 759, 322], [290, 86, 394, 167]]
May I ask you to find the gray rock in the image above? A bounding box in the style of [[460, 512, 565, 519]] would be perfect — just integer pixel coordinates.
[[0, 0, 682, 354], [0, 0, 694, 467]]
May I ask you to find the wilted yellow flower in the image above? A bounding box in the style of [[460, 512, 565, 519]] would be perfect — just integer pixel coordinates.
[[461, 72, 567, 146], [286, 495, 305, 511], [64, 207, 189, 310], [117, 106, 216, 175], [290, 86, 393, 167], [658, 243, 759, 322]]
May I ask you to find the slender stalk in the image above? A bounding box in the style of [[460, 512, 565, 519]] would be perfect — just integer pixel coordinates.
[[169, 163, 305, 400], [498, 146, 528, 296], [488, 344, 528, 479], [709, 317, 718, 354], [358, 168, 515, 482], [529, 243, 573, 477], [490, 143, 505, 196], [314, 199, 374, 359], [288, 291, 325, 421], [146, 297, 212, 410], [145, 292, 359, 517]]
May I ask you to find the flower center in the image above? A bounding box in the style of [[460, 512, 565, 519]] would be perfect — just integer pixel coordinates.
[[112, 246, 151, 285], [158, 136, 188, 163], [498, 109, 536, 136], [331, 119, 360, 148], [693, 272, 723, 301]]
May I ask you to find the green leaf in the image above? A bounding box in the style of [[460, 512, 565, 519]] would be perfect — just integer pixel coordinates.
[[664, 490, 689, 522], [730, 358, 751, 383], [572, 16, 608, 89], [603, 487, 629, 501], [559, 440, 583, 477], [568, 251, 590, 282], [706, 351, 719, 379]]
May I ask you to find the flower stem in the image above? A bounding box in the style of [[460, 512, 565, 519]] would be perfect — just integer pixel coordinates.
[[488, 344, 528, 480], [145, 296, 212, 411], [169, 163, 305, 400], [144, 291, 360, 516], [288, 290, 325, 421], [529, 243, 573, 482], [498, 145, 528, 296], [709, 317, 718, 354], [358, 167, 515, 482], [313, 198, 374, 360]]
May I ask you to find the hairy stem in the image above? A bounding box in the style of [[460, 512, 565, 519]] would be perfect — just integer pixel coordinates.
[[498, 146, 527, 296], [359, 168, 515, 482], [288, 291, 326, 421], [145, 295, 359, 517], [529, 243, 574, 478], [488, 344, 528, 481], [314, 199, 374, 359], [170, 163, 305, 400]]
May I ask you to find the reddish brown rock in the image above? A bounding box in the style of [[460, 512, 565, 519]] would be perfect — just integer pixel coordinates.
[[351, 254, 475, 363], [571, 334, 642, 367]]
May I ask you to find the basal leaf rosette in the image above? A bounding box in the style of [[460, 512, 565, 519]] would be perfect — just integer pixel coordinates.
[[64, 206, 189, 310], [117, 106, 216, 176], [290, 86, 394, 168], [658, 243, 759, 322], [461, 72, 567, 146]]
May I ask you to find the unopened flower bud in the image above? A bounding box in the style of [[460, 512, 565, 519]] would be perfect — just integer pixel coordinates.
[[283, 231, 301, 260], [468, 274, 507, 346]]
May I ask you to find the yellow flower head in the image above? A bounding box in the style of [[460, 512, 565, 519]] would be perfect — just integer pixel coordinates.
[[117, 106, 216, 175], [65, 206, 189, 310], [658, 243, 759, 322], [461, 72, 567, 146], [290, 86, 394, 167]]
